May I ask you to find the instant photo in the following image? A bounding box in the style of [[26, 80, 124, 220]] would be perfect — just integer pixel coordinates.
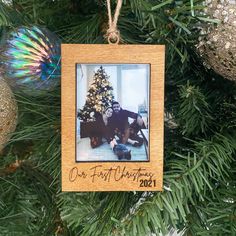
[[76, 64, 149, 162]]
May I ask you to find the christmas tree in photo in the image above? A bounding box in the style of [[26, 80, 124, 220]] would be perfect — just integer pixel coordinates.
[[78, 66, 114, 121]]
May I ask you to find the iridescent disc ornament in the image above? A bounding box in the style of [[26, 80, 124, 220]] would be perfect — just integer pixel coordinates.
[[0, 77, 18, 152], [197, 0, 236, 82], [1, 26, 61, 91]]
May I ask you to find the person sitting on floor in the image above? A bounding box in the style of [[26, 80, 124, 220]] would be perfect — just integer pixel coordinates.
[[89, 106, 113, 148], [110, 101, 144, 146]]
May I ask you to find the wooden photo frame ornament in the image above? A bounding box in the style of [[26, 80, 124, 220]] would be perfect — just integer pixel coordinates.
[[62, 44, 165, 192]]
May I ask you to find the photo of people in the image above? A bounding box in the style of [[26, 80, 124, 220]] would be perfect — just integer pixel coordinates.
[[76, 64, 149, 161]]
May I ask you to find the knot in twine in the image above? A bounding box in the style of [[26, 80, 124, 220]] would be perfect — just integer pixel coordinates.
[[106, 0, 122, 44]]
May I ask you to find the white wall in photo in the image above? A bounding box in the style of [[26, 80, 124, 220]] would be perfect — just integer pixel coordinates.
[[77, 64, 149, 115]]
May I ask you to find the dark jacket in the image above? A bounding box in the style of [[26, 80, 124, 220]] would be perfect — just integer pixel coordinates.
[[92, 112, 113, 143], [110, 109, 138, 133]]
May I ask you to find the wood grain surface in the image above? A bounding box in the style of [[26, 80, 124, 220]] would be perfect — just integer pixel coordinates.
[[61, 44, 165, 191]]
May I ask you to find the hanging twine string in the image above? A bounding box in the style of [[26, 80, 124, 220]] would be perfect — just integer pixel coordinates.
[[106, 0, 122, 44]]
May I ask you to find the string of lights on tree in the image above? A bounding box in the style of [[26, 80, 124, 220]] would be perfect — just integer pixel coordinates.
[[78, 66, 114, 122]]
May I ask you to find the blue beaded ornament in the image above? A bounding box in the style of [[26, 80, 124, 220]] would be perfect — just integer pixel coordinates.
[[1, 26, 61, 91]]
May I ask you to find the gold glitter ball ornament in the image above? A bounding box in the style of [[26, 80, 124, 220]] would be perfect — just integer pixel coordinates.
[[0, 78, 18, 152], [197, 0, 236, 81]]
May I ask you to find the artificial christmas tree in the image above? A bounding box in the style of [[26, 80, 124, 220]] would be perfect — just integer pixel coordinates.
[[78, 66, 114, 122], [78, 66, 114, 138], [0, 0, 235, 235]]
